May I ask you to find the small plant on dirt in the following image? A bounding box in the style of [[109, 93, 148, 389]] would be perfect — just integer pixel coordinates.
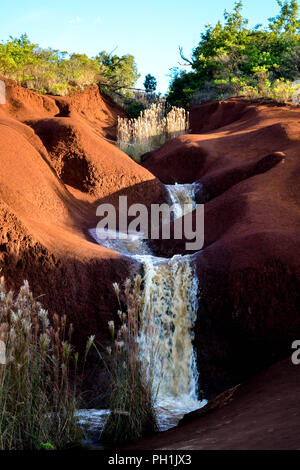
[[99, 275, 161, 444], [117, 103, 189, 162], [240, 67, 300, 104], [0, 277, 93, 450]]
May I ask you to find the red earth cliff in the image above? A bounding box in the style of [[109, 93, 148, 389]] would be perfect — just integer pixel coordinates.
[[0, 77, 166, 386], [0, 79, 299, 415], [143, 98, 300, 397]]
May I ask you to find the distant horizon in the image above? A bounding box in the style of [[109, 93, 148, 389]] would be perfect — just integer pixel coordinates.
[[0, 0, 283, 94]]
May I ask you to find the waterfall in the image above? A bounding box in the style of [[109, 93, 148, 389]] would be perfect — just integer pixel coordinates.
[[88, 182, 206, 431], [139, 254, 200, 413], [166, 183, 197, 219]]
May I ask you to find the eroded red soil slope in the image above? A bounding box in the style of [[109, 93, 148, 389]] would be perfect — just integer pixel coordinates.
[[0, 80, 299, 420], [144, 98, 300, 397], [0, 77, 166, 355], [125, 358, 300, 450]]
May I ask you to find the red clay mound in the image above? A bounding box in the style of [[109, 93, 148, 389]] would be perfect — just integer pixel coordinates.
[[53, 85, 126, 139], [0, 76, 124, 139], [28, 116, 165, 209], [143, 99, 297, 186], [0, 76, 59, 121], [125, 358, 300, 450], [1, 75, 299, 416], [145, 99, 300, 397], [0, 113, 138, 353], [0, 78, 166, 372], [189, 98, 258, 133]]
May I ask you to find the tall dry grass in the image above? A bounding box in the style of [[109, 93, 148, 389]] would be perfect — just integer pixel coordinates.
[[0, 277, 93, 450], [117, 103, 189, 162], [99, 275, 161, 444]]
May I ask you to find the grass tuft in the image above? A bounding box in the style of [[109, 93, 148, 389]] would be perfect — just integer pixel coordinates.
[[99, 275, 161, 445], [0, 277, 90, 450]]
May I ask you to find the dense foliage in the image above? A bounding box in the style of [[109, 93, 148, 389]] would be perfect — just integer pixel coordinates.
[[0, 34, 139, 96], [167, 1, 300, 106]]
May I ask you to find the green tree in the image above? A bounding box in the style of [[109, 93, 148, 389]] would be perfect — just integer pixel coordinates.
[[144, 74, 157, 92], [0, 35, 140, 97], [0, 34, 39, 82], [167, 0, 300, 106], [269, 0, 300, 34], [96, 51, 140, 96]]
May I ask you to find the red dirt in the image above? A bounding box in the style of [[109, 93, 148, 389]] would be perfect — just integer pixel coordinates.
[[0, 76, 125, 138], [0, 77, 299, 427], [144, 98, 300, 397], [125, 358, 300, 450], [28, 116, 164, 207], [53, 86, 126, 140], [0, 77, 166, 362]]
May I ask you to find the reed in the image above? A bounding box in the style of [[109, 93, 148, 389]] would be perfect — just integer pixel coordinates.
[[0, 277, 93, 450], [117, 103, 189, 162], [100, 275, 161, 444]]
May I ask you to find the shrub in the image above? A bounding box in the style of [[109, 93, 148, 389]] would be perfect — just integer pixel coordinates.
[[269, 78, 297, 103], [117, 103, 189, 162], [0, 277, 93, 450], [99, 276, 160, 444], [240, 68, 299, 103], [0, 34, 139, 97], [125, 101, 146, 119], [167, 1, 300, 106]]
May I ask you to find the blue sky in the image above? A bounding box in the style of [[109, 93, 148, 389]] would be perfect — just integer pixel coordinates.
[[0, 0, 281, 94]]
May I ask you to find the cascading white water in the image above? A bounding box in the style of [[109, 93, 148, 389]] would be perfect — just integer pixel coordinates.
[[166, 183, 198, 218], [138, 253, 201, 428], [87, 183, 206, 434]]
